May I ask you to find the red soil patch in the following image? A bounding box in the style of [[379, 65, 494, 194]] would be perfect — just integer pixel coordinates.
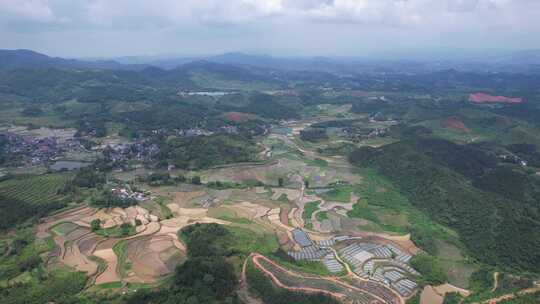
[[441, 117, 470, 133], [469, 93, 523, 104], [223, 112, 253, 122]]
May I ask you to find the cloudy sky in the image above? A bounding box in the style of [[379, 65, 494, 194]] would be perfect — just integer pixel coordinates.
[[1, 0, 539, 58]]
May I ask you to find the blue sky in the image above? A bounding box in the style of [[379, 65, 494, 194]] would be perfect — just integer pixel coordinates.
[[1, 0, 539, 57]]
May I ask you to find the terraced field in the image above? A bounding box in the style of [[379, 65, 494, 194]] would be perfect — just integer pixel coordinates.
[[249, 253, 394, 304], [0, 173, 71, 204]]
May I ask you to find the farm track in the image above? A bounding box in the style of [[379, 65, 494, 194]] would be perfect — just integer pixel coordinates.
[[475, 285, 540, 304], [491, 272, 499, 293], [207, 160, 279, 170], [249, 253, 348, 302], [246, 253, 402, 304]]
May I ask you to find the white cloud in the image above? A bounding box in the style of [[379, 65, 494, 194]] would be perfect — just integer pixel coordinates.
[[0, 0, 56, 23], [1, 0, 538, 29], [0, 0, 539, 56]]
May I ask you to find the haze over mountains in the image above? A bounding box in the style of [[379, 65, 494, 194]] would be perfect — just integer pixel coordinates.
[[2, 48, 540, 74]]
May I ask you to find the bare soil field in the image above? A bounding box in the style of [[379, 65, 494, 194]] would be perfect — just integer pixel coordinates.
[[93, 239, 121, 285], [420, 283, 471, 304], [124, 235, 184, 283], [420, 285, 444, 304]]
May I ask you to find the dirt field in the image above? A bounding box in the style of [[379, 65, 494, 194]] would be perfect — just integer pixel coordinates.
[[420, 283, 471, 304], [94, 239, 121, 285], [124, 234, 184, 283]]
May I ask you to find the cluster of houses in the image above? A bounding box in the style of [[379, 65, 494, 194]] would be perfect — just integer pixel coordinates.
[[1, 132, 88, 166], [174, 125, 239, 137], [177, 91, 230, 97], [101, 141, 159, 164], [498, 154, 528, 167], [342, 126, 389, 142], [110, 187, 147, 202]]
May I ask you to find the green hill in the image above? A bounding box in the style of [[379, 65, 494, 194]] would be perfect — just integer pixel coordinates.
[[349, 139, 540, 273]]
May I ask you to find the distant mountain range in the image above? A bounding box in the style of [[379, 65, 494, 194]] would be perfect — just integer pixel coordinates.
[[0, 49, 142, 71], [2, 49, 540, 74]]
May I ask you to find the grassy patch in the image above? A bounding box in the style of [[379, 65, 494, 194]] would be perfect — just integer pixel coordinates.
[[50, 222, 79, 236], [225, 226, 279, 256], [349, 200, 409, 234], [112, 240, 130, 278], [410, 253, 448, 285], [348, 199, 379, 222], [208, 207, 253, 224], [302, 201, 320, 221], [94, 224, 136, 238], [269, 254, 334, 276], [140, 198, 172, 220], [320, 186, 352, 202], [95, 281, 123, 289], [305, 158, 328, 168], [316, 211, 328, 221]]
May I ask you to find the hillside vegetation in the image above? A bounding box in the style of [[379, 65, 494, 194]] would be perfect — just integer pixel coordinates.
[[0, 174, 72, 229], [349, 138, 540, 273]]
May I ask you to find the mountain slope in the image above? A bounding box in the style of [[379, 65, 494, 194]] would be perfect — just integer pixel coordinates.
[[349, 138, 540, 273]]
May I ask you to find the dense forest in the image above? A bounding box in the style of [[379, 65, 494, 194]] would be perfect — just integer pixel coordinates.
[[349, 138, 540, 273], [159, 134, 261, 170]]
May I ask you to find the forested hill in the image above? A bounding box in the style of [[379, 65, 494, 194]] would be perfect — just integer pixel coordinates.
[[349, 138, 540, 273]]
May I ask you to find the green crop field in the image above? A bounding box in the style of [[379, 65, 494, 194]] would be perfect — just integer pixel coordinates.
[[302, 201, 320, 229], [113, 240, 130, 278], [320, 185, 353, 202], [0, 173, 72, 205]]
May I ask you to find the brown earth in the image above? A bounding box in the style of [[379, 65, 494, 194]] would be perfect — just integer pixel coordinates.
[[124, 235, 182, 283], [441, 117, 470, 133], [171, 191, 206, 207], [93, 239, 121, 285], [223, 112, 255, 122], [469, 93, 523, 104]]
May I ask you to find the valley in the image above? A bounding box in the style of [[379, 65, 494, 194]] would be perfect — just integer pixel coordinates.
[[0, 50, 539, 304]]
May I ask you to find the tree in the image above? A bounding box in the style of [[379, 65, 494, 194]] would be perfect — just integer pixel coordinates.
[[304, 180, 309, 189], [120, 223, 131, 236], [91, 219, 101, 232], [191, 176, 201, 185], [443, 292, 462, 304], [278, 177, 284, 187]]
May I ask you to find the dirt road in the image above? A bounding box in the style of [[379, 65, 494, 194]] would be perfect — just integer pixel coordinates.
[[245, 253, 403, 304], [477, 285, 540, 304]]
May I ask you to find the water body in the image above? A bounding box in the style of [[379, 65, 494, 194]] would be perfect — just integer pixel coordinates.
[[183, 91, 230, 97]]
